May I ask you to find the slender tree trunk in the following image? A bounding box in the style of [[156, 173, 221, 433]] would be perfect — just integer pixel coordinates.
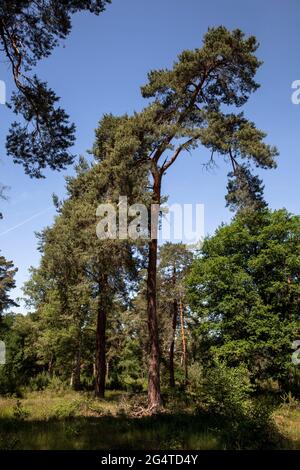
[[147, 172, 162, 411], [169, 298, 178, 388], [70, 334, 82, 391], [95, 300, 107, 398], [106, 359, 109, 381], [70, 356, 81, 390], [48, 353, 54, 377], [179, 297, 188, 385]]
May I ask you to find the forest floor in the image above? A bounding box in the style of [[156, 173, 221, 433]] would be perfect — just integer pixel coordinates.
[[0, 390, 299, 450]]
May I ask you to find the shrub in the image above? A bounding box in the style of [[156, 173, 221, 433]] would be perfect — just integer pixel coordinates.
[[27, 373, 68, 394], [47, 375, 68, 393], [123, 377, 144, 393], [188, 361, 280, 449], [189, 360, 254, 416], [53, 400, 78, 419], [12, 399, 29, 420], [0, 366, 22, 396], [28, 372, 50, 391]]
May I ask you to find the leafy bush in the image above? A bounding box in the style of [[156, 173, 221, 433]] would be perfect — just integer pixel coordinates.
[[189, 361, 254, 416], [0, 366, 22, 396], [53, 401, 79, 419], [27, 373, 68, 394], [123, 377, 144, 393], [13, 399, 29, 420], [222, 398, 280, 449], [188, 361, 281, 449], [47, 375, 68, 394], [28, 372, 50, 391]]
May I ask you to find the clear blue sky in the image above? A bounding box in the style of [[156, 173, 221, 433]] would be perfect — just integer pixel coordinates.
[[0, 0, 299, 311]]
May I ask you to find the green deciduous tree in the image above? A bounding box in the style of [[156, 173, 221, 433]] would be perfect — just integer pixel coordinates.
[[0, 312, 39, 394], [186, 209, 300, 391]]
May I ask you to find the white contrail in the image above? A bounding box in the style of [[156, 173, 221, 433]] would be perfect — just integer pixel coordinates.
[[0, 207, 52, 237]]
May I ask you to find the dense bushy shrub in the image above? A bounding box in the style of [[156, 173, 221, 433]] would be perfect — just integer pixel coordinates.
[[28, 372, 50, 391], [188, 361, 280, 449], [189, 361, 254, 415]]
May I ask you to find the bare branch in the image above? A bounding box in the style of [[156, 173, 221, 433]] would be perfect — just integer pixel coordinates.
[[161, 137, 195, 174]]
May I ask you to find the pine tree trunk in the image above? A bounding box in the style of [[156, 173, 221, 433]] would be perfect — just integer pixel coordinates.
[[48, 354, 54, 377], [70, 336, 81, 391], [169, 298, 178, 388], [70, 360, 81, 390], [147, 173, 162, 411], [95, 301, 107, 398], [179, 297, 188, 385]]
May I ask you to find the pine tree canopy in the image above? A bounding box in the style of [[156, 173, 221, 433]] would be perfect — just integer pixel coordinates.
[[0, 0, 111, 177]]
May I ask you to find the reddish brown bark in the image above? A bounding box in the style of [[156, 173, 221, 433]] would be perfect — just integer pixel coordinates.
[[147, 172, 162, 411], [95, 302, 107, 398], [70, 342, 81, 391], [145, 77, 205, 409], [169, 298, 178, 388], [179, 297, 188, 385]]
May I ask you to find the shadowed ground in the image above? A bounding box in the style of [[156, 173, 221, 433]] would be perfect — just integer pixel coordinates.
[[0, 390, 296, 450]]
